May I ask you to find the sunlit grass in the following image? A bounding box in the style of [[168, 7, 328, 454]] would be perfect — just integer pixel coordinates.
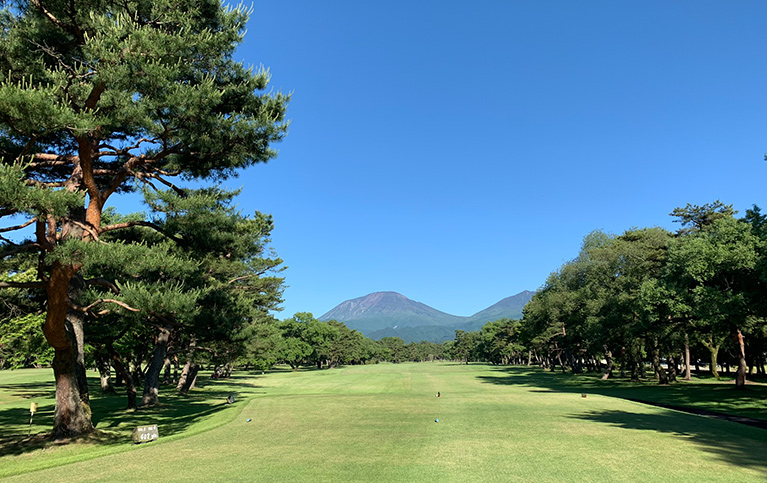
[[1, 363, 766, 482]]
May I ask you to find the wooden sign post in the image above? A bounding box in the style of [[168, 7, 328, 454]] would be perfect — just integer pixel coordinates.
[[132, 425, 159, 444]]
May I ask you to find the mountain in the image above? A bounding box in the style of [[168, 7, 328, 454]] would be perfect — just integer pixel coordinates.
[[319, 290, 534, 342], [463, 290, 535, 330], [319, 291, 464, 333]]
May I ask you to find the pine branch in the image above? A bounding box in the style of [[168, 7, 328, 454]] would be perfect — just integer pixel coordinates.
[[143, 173, 187, 198], [27, 153, 78, 168], [61, 219, 102, 243], [102, 143, 181, 201], [99, 220, 182, 243]]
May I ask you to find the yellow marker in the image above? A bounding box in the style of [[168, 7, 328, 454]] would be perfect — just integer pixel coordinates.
[[28, 402, 38, 436]]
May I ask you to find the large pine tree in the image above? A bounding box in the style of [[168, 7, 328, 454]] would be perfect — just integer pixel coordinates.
[[0, 0, 289, 438]]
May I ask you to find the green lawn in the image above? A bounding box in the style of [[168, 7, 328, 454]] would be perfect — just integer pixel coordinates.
[[1, 363, 765, 482]]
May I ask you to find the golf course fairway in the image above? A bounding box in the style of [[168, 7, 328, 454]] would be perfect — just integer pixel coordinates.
[[1, 363, 765, 482]]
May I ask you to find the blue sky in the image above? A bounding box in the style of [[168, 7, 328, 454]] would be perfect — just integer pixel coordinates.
[[207, 1, 767, 318]]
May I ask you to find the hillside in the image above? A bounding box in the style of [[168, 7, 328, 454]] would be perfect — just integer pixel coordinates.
[[463, 290, 535, 330]]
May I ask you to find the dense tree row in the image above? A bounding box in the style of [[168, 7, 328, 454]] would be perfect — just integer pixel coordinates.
[[453, 201, 767, 389], [241, 312, 448, 369]]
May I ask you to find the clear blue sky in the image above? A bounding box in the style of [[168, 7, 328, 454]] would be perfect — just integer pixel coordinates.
[[213, 1, 767, 318]]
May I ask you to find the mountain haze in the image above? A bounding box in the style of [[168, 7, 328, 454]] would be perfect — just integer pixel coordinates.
[[320, 290, 534, 342]]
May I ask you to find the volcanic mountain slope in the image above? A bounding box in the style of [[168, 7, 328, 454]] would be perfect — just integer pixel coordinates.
[[319, 290, 534, 340], [464, 290, 535, 330], [319, 291, 465, 333]]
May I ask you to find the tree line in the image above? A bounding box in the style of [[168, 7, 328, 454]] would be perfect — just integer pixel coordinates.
[[449, 201, 767, 390]]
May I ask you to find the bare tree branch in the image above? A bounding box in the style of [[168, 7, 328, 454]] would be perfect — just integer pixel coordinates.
[[99, 220, 182, 243], [73, 298, 140, 314], [83, 277, 119, 294], [25, 179, 67, 188], [227, 268, 270, 284], [0, 217, 36, 233], [28, 0, 70, 31]]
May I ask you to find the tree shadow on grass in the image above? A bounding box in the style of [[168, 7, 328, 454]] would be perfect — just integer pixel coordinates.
[[478, 366, 767, 474], [568, 409, 767, 477], [0, 381, 55, 400], [0, 371, 264, 456], [477, 367, 767, 420]]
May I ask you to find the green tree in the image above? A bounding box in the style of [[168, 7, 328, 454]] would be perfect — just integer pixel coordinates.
[[0, 0, 289, 437], [452, 330, 479, 364], [379, 337, 406, 363], [665, 216, 762, 388], [670, 200, 736, 235]]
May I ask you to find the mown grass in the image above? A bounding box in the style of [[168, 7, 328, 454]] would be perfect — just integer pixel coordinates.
[[1, 363, 766, 482], [478, 367, 767, 421]]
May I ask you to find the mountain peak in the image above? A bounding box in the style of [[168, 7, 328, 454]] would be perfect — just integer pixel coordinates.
[[319, 290, 534, 338], [319, 291, 463, 332]]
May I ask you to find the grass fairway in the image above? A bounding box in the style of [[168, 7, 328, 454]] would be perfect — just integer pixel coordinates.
[[1, 363, 766, 482]]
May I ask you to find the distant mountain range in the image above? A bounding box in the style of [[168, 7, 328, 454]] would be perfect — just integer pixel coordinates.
[[319, 290, 534, 343]]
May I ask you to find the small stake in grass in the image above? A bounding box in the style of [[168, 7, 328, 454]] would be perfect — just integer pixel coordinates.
[[28, 402, 38, 436]]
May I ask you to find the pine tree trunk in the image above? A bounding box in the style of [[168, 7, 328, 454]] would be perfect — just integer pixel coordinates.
[[652, 338, 668, 384], [620, 346, 627, 378], [630, 345, 642, 382], [107, 346, 136, 410], [94, 350, 115, 394], [142, 326, 170, 406], [701, 337, 721, 379], [683, 334, 692, 381], [734, 328, 748, 389], [667, 354, 678, 383], [44, 265, 94, 439], [162, 358, 172, 385], [601, 347, 613, 380], [173, 354, 180, 384], [177, 361, 199, 395], [51, 343, 94, 438]]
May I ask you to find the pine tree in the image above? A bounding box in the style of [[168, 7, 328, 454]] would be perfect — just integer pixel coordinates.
[[0, 0, 289, 438]]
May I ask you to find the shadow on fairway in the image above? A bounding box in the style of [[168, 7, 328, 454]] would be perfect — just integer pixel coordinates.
[[570, 409, 767, 475], [478, 366, 767, 472], [477, 367, 767, 420], [0, 372, 266, 457], [0, 381, 56, 400]]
